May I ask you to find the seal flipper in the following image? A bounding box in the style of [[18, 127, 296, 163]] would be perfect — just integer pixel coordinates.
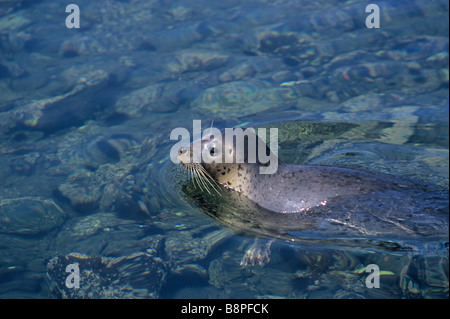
[[240, 238, 275, 267]]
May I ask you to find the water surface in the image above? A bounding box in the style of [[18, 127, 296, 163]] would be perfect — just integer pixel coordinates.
[[0, 0, 448, 298]]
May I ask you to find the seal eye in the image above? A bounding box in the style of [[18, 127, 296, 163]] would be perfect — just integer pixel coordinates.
[[210, 147, 216, 156]]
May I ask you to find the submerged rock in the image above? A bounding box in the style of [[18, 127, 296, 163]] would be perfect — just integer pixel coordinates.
[[47, 252, 167, 299], [114, 82, 186, 116], [191, 79, 297, 118], [167, 49, 228, 73], [0, 70, 108, 133], [55, 121, 159, 217], [0, 197, 66, 235]]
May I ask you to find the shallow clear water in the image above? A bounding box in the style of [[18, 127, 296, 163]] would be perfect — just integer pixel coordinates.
[[0, 0, 448, 298]]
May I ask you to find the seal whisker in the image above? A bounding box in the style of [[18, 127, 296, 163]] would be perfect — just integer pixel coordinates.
[[196, 165, 222, 195], [186, 165, 192, 180], [195, 168, 213, 194], [183, 162, 222, 195], [182, 165, 189, 179], [197, 167, 217, 195], [191, 166, 207, 193], [191, 165, 210, 194], [191, 168, 202, 191], [197, 172, 212, 194], [186, 165, 194, 184]]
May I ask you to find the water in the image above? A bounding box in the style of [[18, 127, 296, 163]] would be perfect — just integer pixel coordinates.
[[0, 0, 448, 298]]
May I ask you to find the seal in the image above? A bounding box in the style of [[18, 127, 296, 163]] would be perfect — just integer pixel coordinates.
[[177, 127, 449, 266], [177, 129, 409, 214]]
